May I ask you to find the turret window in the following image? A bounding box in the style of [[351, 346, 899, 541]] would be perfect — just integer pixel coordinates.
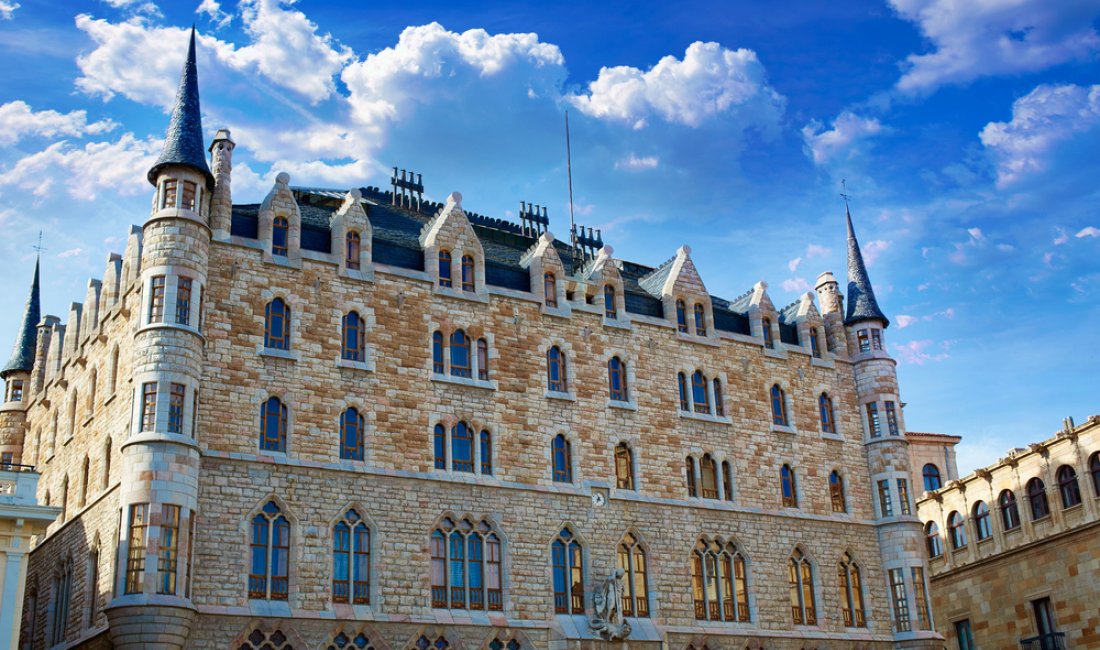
[[264, 298, 291, 350], [272, 216, 289, 256], [332, 508, 370, 604], [181, 180, 197, 211], [878, 479, 893, 517], [857, 329, 870, 352], [7, 379, 24, 402], [871, 329, 883, 350], [999, 489, 1021, 530], [552, 528, 584, 614], [438, 250, 453, 287], [157, 504, 180, 595], [340, 408, 365, 460], [167, 383, 185, 434], [125, 503, 148, 594], [345, 232, 361, 270], [866, 402, 881, 437], [148, 275, 166, 323], [885, 401, 899, 435], [161, 179, 178, 209], [676, 299, 688, 332], [140, 382, 157, 432], [259, 397, 288, 452], [888, 568, 911, 632], [249, 501, 290, 600], [898, 478, 912, 514], [175, 277, 192, 325]]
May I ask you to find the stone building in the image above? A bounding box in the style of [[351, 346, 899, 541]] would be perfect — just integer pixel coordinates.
[[917, 416, 1100, 650], [905, 432, 961, 496], [4, 30, 945, 649]]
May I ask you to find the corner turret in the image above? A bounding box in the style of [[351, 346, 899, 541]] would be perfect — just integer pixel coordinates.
[[2, 257, 40, 381], [0, 258, 41, 464], [147, 27, 212, 189]]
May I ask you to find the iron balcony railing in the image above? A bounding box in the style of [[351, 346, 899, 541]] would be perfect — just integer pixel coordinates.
[[0, 462, 36, 472], [1021, 632, 1066, 650]]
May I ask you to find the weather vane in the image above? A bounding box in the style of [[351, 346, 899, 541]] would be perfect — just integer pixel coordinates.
[[32, 230, 47, 255], [840, 179, 851, 208]]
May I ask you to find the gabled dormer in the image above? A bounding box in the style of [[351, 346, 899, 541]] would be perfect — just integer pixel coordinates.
[[259, 172, 302, 264], [329, 188, 372, 277], [744, 281, 780, 351], [419, 192, 486, 298], [639, 245, 715, 341], [779, 292, 829, 360], [580, 246, 627, 324], [520, 232, 568, 315]]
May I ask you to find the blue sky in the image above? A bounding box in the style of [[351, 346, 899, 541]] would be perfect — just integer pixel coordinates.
[[0, 0, 1097, 474]]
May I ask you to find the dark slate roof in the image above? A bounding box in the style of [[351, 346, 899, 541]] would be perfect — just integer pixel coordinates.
[[844, 206, 889, 328], [2, 258, 41, 377], [229, 186, 782, 327], [778, 300, 801, 325], [148, 27, 213, 188], [726, 287, 754, 313]]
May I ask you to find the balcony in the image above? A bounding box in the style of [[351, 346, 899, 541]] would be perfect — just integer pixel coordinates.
[[1021, 633, 1066, 650], [0, 463, 43, 505]]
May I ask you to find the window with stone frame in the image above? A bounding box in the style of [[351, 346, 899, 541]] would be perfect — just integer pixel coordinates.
[[614, 443, 634, 490], [885, 400, 899, 435], [700, 454, 719, 499], [264, 298, 291, 350], [762, 317, 774, 348], [788, 548, 816, 625], [157, 504, 181, 594], [1057, 465, 1082, 508], [480, 430, 492, 475], [451, 421, 474, 473], [345, 231, 361, 270], [552, 527, 584, 614], [272, 216, 289, 256], [608, 356, 628, 402], [924, 521, 942, 558], [691, 371, 709, 413], [722, 461, 734, 502], [866, 402, 881, 438], [181, 180, 197, 211], [249, 501, 290, 600], [677, 372, 689, 411], [947, 511, 966, 548], [676, 299, 688, 332], [429, 517, 503, 611], [693, 302, 706, 335], [552, 434, 572, 483], [413, 635, 450, 650], [837, 552, 865, 627], [327, 631, 376, 650], [259, 397, 288, 452], [604, 284, 617, 319], [923, 463, 941, 491], [1027, 477, 1050, 520], [148, 275, 166, 323], [972, 501, 992, 540], [125, 503, 148, 594], [912, 567, 932, 630], [829, 470, 846, 513], [999, 489, 1021, 530], [168, 383, 185, 434], [889, 568, 911, 632], [713, 378, 725, 417], [50, 559, 73, 645], [438, 250, 453, 287], [878, 479, 893, 518], [161, 179, 178, 209], [544, 272, 557, 307], [770, 384, 789, 426], [175, 277, 192, 325], [691, 538, 749, 622], [140, 382, 157, 432], [340, 408, 365, 460], [1090, 452, 1100, 497], [897, 478, 912, 515], [332, 508, 370, 605], [810, 327, 822, 358], [342, 312, 366, 362], [547, 346, 568, 392], [871, 328, 883, 350], [781, 464, 798, 507], [461, 254, 475, 291], [819, 393, 836, 434], [857, 329, 870, 352], [477, 338, 489, 381], [238, 629, 295, 650], [617, 533, 649, 617]]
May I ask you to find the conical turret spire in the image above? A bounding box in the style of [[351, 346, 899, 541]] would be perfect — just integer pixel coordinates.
[[147, 26, 213, 187], [2, 257, 41, 377], [844, 204, 889, 328]]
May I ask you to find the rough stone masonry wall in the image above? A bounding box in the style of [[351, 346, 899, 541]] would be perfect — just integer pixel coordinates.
[[186, 238, 907, 647]]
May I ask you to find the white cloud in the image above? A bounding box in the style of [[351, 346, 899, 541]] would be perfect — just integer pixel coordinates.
[[805, 243, 829, 259], [862, 239, 891, 266], [0, 101, 117, 146], [1077, 226, 1100, 238], [896, 315, 918, 328], [57, 247, 83, 258], [787, 256, 801, 272], [896, 308, 955, 329], [197, 0, 232, 29], [890, 0, 1100, 93], [980, 84, 1100, 186], [781, 277, 811, 293], [0, 133, 160, 199], [102, 0, 161, 17], [801, 112, 883, 165], [892, 339, 950, 365], [567, 41, 784, 130], [1053, 227, 1069, 245], [967, 227, 983, 241], [614, 153, 659, 171], [0, 1, 19, 20]]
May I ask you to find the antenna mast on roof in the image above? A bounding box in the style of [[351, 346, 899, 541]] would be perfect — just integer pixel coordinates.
[[565, 110, 578, 268]]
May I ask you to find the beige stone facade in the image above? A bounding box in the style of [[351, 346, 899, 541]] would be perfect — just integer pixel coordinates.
[[917, 416, 1100, 649], [905, 432, 960, 496], [2, 35, 946, 650]]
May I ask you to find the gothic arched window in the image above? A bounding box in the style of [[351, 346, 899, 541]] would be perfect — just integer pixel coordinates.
[[829, 470, 846, 513], [339, 408, 364, 460], [449, 330, 472, 378], [617, 533, 649, 617], [837, 552, 865, 627], [429, 517, 502, 611], [272, 216, 289, 257], [461, 255, 475, 292], [259, 397, 288, 452], [552, 528, 584, 614], [788, 548, 816, 625], [547, 346, 567, 393], [700, 454, 719, 499], [691, 538, 749, 622], [693, 303, 706, 336], [433, 424, 446, 470], [614, 443, 634, 490], [342, 312, 365, 362], [249, 501, 289, 600], [691, 371, 709, 413], [722, 461, 734, 502], [552, 434, 572, 483], [677, 372, 689, 411], [264, 298, 290, 350], [477, 338, 489, 381], [819, 393, 836, 434], [781, 464, 798, 508], [770, 384, 788, 426], [686, 456, 697, 498], [713, 379, 725, 417], [432, 332, 444, 374], [608, 356, 628, 402], [452, 421, 474, 473], [676, 299, 688, 332], [332, 508, 370, 604], [480, 430, 492, 475]]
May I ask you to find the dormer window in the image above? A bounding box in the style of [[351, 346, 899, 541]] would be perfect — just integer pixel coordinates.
[[676, 300, 688, 332], [544, 272, 558, 307], [161, 179, 178, 209], [6, 379, 24, 402], [810, 329, 821, 358], [604, 285, 617, 319], [346, 232, 361, 270], [461, 255, 475, 291], [438, 250, 453, 287], [871, 329, 883, 350], [272, 217, 289, 257], [762, 318, 774, 349], [693, 303, 706, 336], [181, 181, 197, 211], [857, 330, 870, 352]]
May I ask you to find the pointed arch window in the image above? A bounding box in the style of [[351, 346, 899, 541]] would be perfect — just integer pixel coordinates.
[[722, 461, 734, 502], [925, 521, 942, 557], [272, 216, 289, 256], [345, 231, 361, 270], [676, 299, 688, 332], [973, 501, 991, 541], [608, 356, 628, 401], [249, 501, 289, 600], [552, 527, 584, 614], [1090, 452, 1100, 497], [547, 346, 567, 392], [342, 312, 365, 362], [617, 533, 649, 617], [781, 464, 798, 508], [544, 272, 557, 307], [79, 456, 90, 508], [999, 489, 1021, 530], [332, 508, 370, 604], [480, 430, 492, 475], [686, 456, 698, 498], [692, 539, 749, 622], [429, 517, 501, 610], [461, 254, 475, 291], [788, 548, 816, 625], [837, 552, 865, 627], [677, 372, 689, 411], [477, 338, 489, 381], [50, 559, 73, 645], [947, 511, 967, 549], [829, 470, 846, 513], [713, 379, 725, 417], [770, 384, 788, 426], [340, 408, 365, 460], [438, 250, 452, 287], [691, 371, 709, 413], [819, 393, 836, 434], [264, 298, 290, 350], [452, 421, 474, 473], [102, 437, 112, 490], [923, 464, 941, 491], [552, 434, 572, 483], [259, 397, 288, 452], [693, 303, 706, 336], [762, 317, 774, 349], [614, 443, 634, 490], [604, 285, 617, 318], [449, 330, 472, 378], [700, 454, 719, 499], [1057, 465, 1081, 508], [1027, 477, 1050, 520]]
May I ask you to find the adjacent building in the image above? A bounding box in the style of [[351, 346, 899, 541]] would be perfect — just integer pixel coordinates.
[[4, 30, 946, 649], [917, 416, 1100, 649]]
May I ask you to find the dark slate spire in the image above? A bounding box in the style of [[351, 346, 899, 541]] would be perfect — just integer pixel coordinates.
[[147, 26, 213, 188], [2, 257, 41, 377], [844, 204, 890, 328]]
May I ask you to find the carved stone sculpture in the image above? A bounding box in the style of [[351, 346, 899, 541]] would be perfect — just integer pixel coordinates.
[[589, 568, 631, 640]]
